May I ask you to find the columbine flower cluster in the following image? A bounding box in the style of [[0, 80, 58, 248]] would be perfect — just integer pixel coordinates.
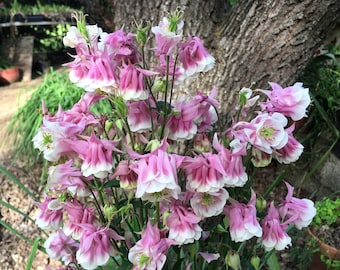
[[33, 10, 316, 270]]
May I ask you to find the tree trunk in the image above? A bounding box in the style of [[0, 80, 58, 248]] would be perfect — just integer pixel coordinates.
[[85, 0, 340, 121]]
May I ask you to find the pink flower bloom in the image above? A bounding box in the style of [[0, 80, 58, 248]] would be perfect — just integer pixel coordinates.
[[127, 100, 153, 133], [278, 182, 316, 229], [261, 82, 311, 121], [193, 88, 219, 132], [101, 29, 141, 64], [166, 98, 198, 141], [261, 202, 292, 251], [47, 160, 90, 197], [213, 137, 248, 187], [71, 131, 119, 178], [166, 204, 202, 244], [198, 252, 220, 263], [183, 153, 227, 193], [119, 64, 157, 101], [128, 220, 173, 270], [190, 188, 229, 218], [155, 55, 186, 86], [151, 17, 183, 56], [243, 112, 289, 154], [178, 36, 215, 77], [112, 160, 138, 190], [129, 140, 181, 201], [63, 199, 97, 240], [76, 224, 123, 270], [224, 192, 262, 242], [44, 230, 78, 265], [35, 196, 63, 230], [274, 124, 304, 164]]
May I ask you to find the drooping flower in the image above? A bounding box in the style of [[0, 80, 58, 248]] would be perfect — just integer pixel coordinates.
[[44, 229, 79, 265], [278, 182, 316, 229], [129, 139, 182, 201], [166, 204, 202, 245], [261, 202, 292, 251], [260, 82, 311, 121], [183, 153, 227, 193], [274, 124, 304, 164], [127, 100, 153, 133], [224, 191, 262, 242], [63, 199, 98, 240], [35, 196, 63, 231], [178, 36, 215, 77], [47, 159, 90, 197], [111, 160, 138, 190], [213, 137, 248, 187], [190, 188, 229, 218], [70, 131, 119, 178], [119, 64, 157, 101], [151, 16, 183, 56], [166, 98, 198, 141], [128, 220, 173, 270], [76, 224, 123, 270]]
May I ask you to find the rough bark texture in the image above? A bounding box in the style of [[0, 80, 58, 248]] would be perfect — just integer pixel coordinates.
[[84, 0, 340, 122]]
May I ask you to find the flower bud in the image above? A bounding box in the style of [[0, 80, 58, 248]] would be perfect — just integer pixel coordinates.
[[152, 77, 167, 93], [250, 256, 260, 270], [103, 204, 116, 223], [225, 250, 241, 270], [256, 198, 267, 212]]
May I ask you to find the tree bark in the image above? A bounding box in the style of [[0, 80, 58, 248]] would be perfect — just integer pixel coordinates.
[[85, 0, 340, 121]]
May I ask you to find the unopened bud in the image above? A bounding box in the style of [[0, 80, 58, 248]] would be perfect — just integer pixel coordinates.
[[103, 205, 116, 223], [225, 250, 241, 270], [256, 198, 267, 212], [250, 256, 260, 270]]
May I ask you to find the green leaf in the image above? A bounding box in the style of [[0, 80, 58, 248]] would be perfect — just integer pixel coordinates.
[[267, 252, 281, 270], [26, 237, 41, 270], [103, 179, 120, 189]]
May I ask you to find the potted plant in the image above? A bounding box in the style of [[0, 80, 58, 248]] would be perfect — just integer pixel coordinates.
[[308, 196, 340, 269], [0, 58, 20, 85]]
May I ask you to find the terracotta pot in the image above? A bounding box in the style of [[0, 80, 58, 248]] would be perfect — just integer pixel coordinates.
[[307, 228, 340, 260], [0, 67, 20, 84]]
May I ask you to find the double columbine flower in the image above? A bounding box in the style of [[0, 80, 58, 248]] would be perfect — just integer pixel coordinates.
[[33, 10, 316, 270]]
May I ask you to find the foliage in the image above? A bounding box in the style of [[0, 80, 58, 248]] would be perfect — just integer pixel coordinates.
[[312, 196, 340, 228], [296, 45, 340, 186]]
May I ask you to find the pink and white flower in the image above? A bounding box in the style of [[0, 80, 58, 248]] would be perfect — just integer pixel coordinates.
[[44, 229, 78, 265], [224, 192, 262, 242], [261, 82, 311, 121], [129, 140, 182, 201], [261, 202, 292, 251], [35, 196, 63, 230], [71, 131, 119, 178], [151, 16, 183, 56], [178, 36, 215, 77], [128, 220, 173, 270], [166, 204, 202, 244], [190, 188, 229, 218], [63, 199, 97, 240], [242, 112, 289, 154], [183, 153, 227, 193], [76, 224, 123, 270], [119, 64, 157, 101], [278, 182, 316, 229], [274, 124, 304, 164], [112, 160, 138, 190], [127, 100, 153, 133]]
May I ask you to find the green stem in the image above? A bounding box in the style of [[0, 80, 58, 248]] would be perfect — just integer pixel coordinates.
[[160, 55, 170, 139], [262, 170, 286, 199]]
